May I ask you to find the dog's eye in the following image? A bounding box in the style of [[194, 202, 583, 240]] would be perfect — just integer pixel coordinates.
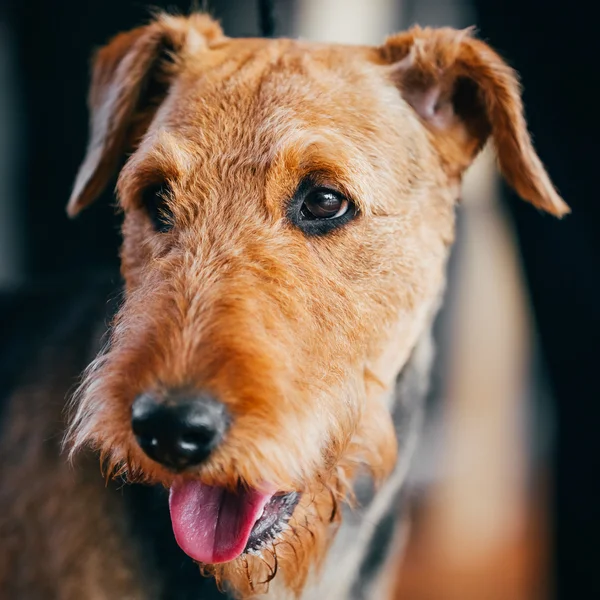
[[300, 189, 350, 220], [141, 184, 174, 233], [289, 182, 357, 236]]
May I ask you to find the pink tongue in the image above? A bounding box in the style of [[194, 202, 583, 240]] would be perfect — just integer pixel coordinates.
[[169, 480, 274, 564]]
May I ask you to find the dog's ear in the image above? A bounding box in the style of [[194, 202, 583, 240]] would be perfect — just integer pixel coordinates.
[[67, 14, 223, 216], [380, 27, 569, 216]]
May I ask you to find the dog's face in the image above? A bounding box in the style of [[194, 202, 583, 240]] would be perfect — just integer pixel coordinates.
[[66, 14, 567, 597]]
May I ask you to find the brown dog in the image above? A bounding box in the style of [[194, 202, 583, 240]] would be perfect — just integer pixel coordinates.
[[0, 12, 567, 600]]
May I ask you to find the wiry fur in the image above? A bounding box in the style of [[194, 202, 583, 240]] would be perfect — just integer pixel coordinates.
[[1, 12, 566, 600]]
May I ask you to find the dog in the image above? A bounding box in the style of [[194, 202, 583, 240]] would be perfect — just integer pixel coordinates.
[[0, 12, 568, 600]]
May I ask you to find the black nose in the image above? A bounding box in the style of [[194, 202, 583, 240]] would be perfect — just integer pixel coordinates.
[[131, 392, 229, 470]]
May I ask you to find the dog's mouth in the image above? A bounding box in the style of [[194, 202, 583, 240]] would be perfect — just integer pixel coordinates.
[[169, 479, 300, 564]]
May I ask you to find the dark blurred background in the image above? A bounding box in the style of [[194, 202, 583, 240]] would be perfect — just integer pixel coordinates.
[[0, 0, 598, 598]]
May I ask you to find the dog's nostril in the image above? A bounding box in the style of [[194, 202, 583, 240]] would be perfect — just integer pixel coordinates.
[[131, 392, 228, 471]]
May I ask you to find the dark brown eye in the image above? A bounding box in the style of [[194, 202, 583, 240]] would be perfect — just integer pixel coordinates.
[[300, 189, 350, 220], [141, 183, 173, 233], [288, 180, 357, 236]]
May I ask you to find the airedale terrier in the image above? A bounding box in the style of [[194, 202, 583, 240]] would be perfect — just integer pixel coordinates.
[[0, 13, 567, 600]]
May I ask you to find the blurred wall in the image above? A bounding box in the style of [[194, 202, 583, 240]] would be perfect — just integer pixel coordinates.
[[0, 19, 23, 285]]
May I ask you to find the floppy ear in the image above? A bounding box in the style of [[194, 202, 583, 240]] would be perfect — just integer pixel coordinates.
[[381, 27, 569, 216], [67, 14, 223, 217]]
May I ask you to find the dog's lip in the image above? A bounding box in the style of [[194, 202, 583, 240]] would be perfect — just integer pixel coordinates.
[[168, 479, 298, 564], [244, 491, 300, 554]]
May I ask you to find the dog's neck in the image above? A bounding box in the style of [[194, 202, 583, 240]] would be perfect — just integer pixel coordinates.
[[298, 331, 434, 600]]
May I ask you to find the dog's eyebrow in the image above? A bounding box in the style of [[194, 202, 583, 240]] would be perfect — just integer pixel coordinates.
[[268, 129, 380, 215], [117, 131, 197, 206]]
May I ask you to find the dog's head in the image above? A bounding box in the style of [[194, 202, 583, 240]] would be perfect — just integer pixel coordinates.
[[66, 14, 566, 597]]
